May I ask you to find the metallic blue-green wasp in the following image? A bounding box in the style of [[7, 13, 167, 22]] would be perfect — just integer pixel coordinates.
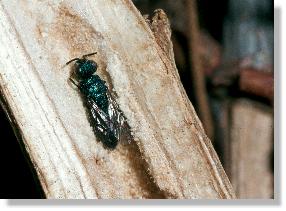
[[66, 52, 131, 149]]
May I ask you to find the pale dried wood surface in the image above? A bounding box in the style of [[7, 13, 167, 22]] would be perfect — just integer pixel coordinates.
[[0, 0, 235, 199], [231, 99, 273, 198]]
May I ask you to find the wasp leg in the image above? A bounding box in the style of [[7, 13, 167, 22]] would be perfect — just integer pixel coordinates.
[[67, 67, 80, 88], [69, 77, 79, 88]]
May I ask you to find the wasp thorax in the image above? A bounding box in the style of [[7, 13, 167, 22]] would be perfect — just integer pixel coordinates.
[[75, 59, 98, 79]]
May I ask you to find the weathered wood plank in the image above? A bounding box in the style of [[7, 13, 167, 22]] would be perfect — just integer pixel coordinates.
[[230, 99, 273, 198], [0, 0, 234, 199]]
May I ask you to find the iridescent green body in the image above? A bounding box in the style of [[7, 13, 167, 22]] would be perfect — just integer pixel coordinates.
[[67, 54, 130, 149], [79, 75, 109, 113], [75, 60, 109, 114]]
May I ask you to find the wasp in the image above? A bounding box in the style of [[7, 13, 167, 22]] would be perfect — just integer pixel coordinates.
[[66, 52, 131, 149]]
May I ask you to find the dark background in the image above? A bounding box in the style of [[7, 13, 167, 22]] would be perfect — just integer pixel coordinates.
[[0, 105, 44, 198]]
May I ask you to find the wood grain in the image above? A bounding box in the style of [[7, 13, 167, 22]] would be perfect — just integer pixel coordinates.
[[0, 0, 235, 199]]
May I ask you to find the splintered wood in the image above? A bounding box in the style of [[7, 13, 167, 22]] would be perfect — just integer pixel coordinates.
[[0, 0, 235, 199]]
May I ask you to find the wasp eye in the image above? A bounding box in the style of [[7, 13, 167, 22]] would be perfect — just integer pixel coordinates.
[[76, 59, 98, 79]]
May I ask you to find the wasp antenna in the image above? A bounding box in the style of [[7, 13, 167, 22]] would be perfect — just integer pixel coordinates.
[[82, 52, 97, 58], [65, 58, 80, 66]]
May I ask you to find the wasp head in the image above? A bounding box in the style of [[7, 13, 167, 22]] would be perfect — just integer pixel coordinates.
[[74, 59, 98, 79], [66, 52, 98, 79]]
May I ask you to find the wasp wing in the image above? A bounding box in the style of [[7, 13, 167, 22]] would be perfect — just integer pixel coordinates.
[[106, 91, 131, 143], [86, 91, 131, 148]]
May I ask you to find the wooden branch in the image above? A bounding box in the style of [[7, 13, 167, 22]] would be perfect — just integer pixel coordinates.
[[186, 0, 214, 140], [239, 68, 274, 103], [0, 0, 235, 199]]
